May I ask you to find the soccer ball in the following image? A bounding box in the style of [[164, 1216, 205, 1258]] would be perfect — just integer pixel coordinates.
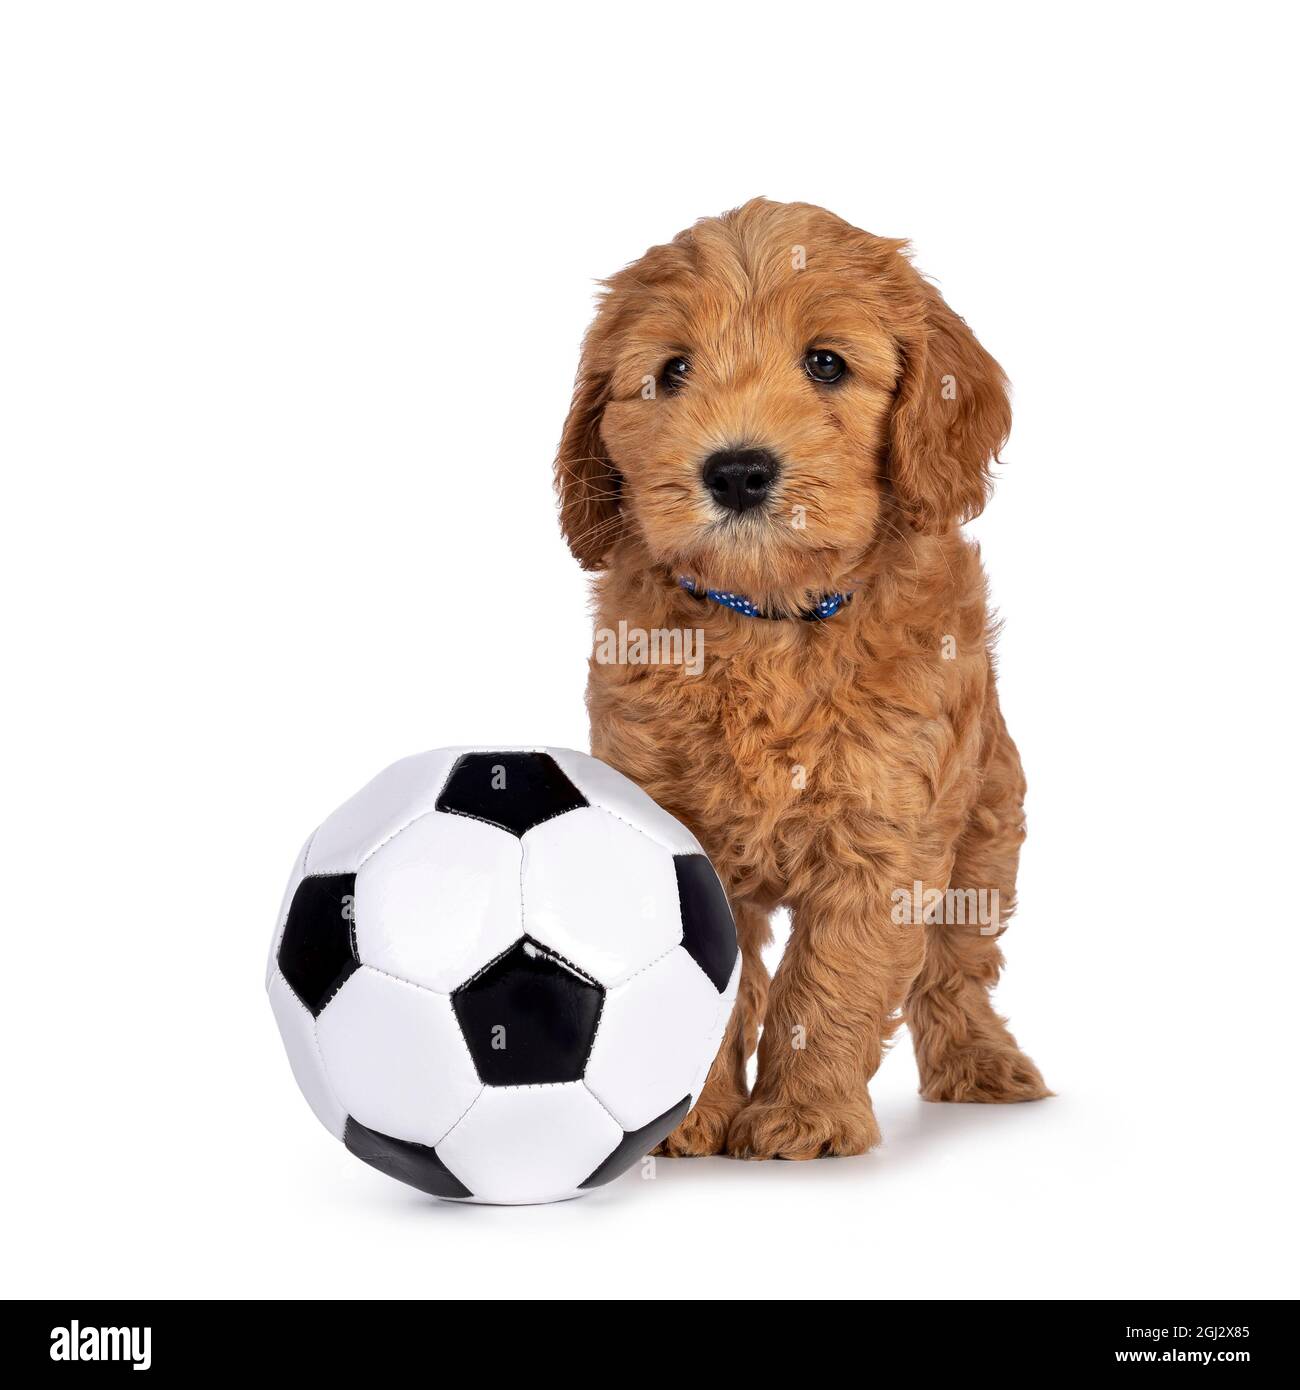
[[266, 746, 739, 1204]]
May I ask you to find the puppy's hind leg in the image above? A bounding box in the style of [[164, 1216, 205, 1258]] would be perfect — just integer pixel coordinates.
[[905, 725, 1050, 1103], [656, 901, 770, 1156], [907, 925, 1049, 1102]]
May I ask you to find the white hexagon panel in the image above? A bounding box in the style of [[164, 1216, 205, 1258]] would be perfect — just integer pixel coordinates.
[[315, 967, 481, 1146], [520, 807, 683, 987], [267, 747, 739, 1204], [352, 811, 522, 993], [584, 946, 731, 1132]]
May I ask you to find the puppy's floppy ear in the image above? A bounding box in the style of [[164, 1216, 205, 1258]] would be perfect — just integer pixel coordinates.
[[555, 333, 621, 571], [888, 279, 1011, 532]]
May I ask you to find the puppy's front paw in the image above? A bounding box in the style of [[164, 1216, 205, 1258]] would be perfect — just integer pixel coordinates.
[[653, 1098, 741, 1157], [726, 1097, 880, 1160]]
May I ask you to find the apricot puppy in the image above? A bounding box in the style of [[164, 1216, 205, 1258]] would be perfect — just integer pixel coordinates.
[[555, 199, 1048, 1159]]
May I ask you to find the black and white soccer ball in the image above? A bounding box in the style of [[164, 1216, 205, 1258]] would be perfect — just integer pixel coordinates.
[[266, 747, 739, 1205]]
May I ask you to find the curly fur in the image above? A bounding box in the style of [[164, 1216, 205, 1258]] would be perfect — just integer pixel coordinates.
[[556, 199, 1048, 1160]]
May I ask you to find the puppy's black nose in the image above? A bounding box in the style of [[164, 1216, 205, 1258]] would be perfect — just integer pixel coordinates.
[[701, 448, 780, 514]]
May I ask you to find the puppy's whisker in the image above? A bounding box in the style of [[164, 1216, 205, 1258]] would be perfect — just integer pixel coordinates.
[[562, 513, 623, 555]]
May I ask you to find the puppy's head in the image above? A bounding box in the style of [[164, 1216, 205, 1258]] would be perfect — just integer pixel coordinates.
[[556, 199, 1010, 603]]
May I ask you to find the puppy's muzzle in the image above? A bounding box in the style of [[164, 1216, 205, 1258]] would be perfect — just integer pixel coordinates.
[[702, 447, 780, 514]]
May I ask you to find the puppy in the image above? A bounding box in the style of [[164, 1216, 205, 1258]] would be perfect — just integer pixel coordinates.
[[555, 198, 1048, 1160]]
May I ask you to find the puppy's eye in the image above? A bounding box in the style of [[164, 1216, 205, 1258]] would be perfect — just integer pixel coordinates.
[[660, 356, 690, 392], [805, 349, 846, 384]]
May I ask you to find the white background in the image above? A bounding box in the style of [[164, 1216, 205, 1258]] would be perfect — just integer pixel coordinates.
[[3, 1, 1297, 1300]]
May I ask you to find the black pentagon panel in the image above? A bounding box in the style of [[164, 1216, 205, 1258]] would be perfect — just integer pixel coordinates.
[[673, 854, 739, 992], [343, 1116, 473, 1200], [277, 873, 359, 1016], [579, 1095, 693, 1189], [453, 936, 603, 1085], [435, 751, 587, 837]]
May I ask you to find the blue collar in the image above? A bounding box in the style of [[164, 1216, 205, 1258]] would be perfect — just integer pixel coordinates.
[[678, 575, 850, 622]]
